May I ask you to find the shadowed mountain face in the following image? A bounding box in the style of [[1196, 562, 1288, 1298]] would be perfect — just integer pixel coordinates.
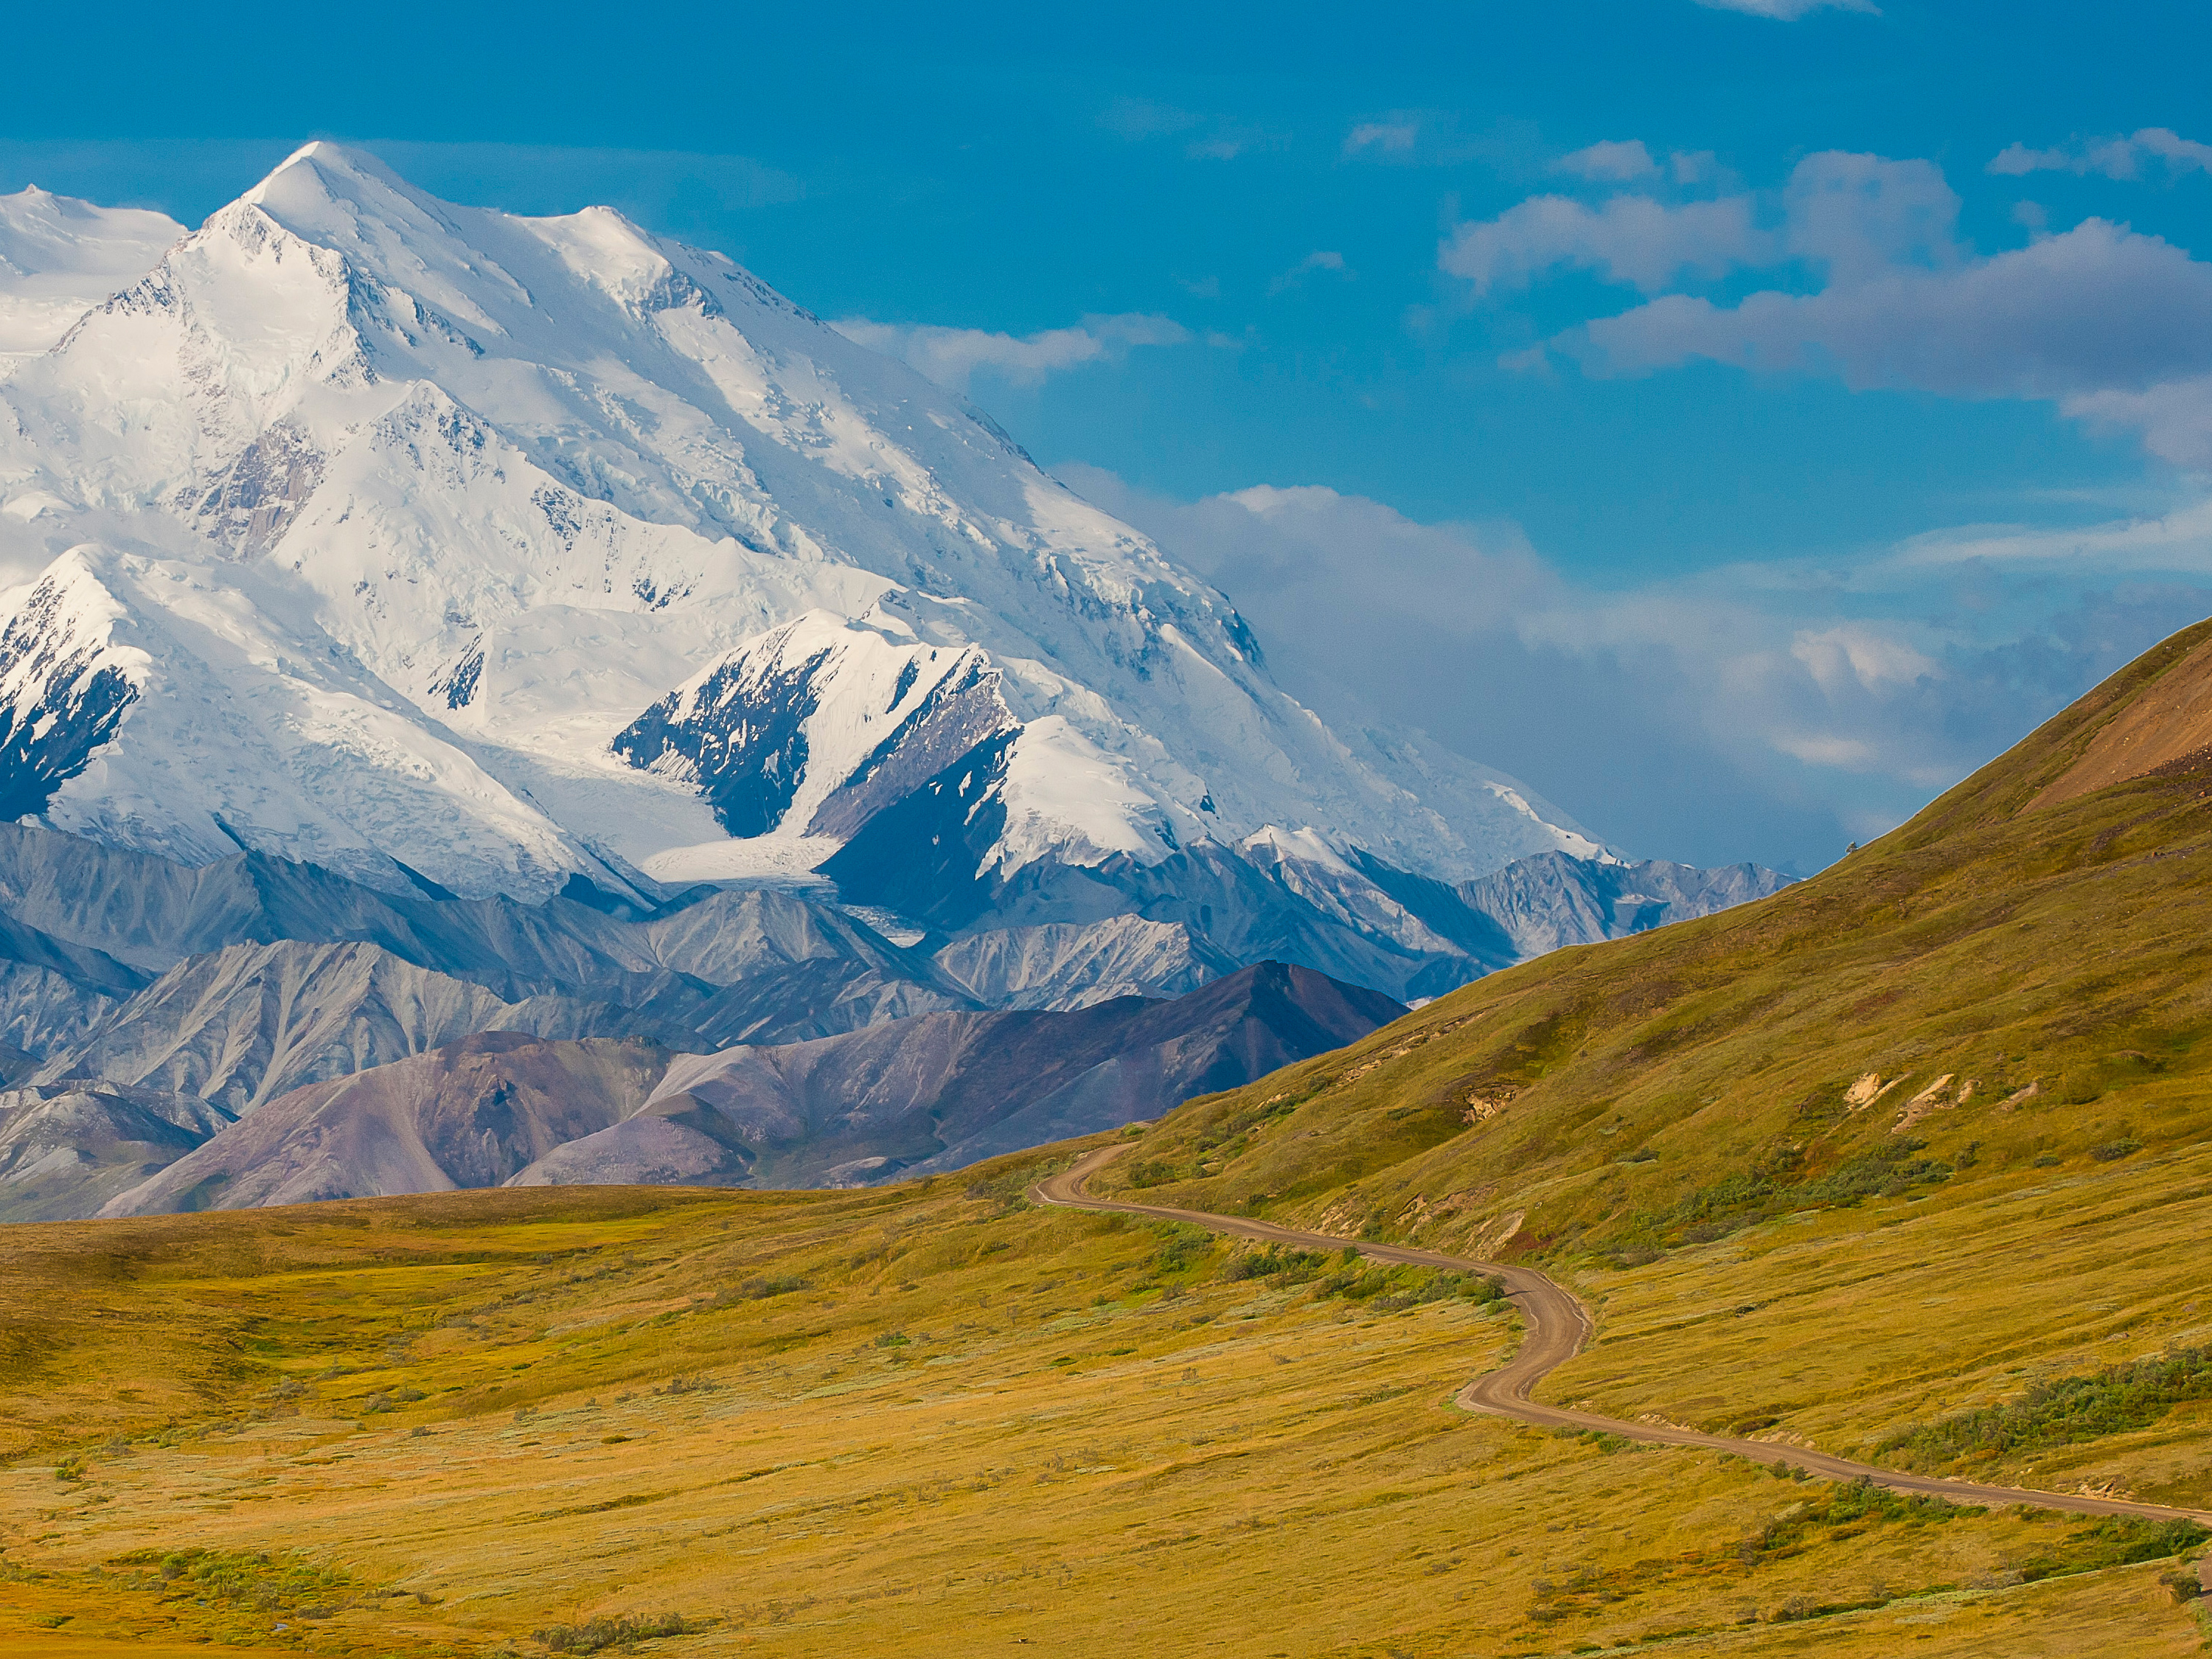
[[100, 1034, 669, 1215], [510, 961, 1405, 1192], [0, 821, 969, 1027], [32, 940, 698, 1115], [0, 1079, 233, 1222], [93, 963, 1399, 1214]]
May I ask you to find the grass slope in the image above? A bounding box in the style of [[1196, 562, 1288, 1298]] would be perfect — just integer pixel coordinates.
[[1091, 622, 2212, 1503], [1, 1179, 2205, 1658], [6, 624, 2212, 1655]]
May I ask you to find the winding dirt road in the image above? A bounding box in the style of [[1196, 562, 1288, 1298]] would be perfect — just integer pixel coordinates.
[[1034, 1144, 2212, 1526]]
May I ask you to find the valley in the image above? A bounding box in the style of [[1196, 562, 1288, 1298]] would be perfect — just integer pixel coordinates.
[[1, 1149, 2205, 1659], [6, 609, 2209, 1655], [0, 121, 2208, 1659]]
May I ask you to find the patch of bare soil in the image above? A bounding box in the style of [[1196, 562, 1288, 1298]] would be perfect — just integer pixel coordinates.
[[2029, 632, 2212, 810]]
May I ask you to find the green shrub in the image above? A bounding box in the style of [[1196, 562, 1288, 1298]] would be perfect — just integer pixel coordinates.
[[1622, 1138, 1952, 1248], [723, 1275, 808, 1302], [534, 1613, 691, 1653], [1150, 1225, 1214, 1276], [2020, 1517, 2208, 1582], [1219, 1247, 1327, 1283], [1875, 1346, 2212, 1469]]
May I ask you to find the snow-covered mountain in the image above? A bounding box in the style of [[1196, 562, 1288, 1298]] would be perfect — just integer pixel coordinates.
[[0, 187, 183, 358], [0, 144, 1730, 1001]]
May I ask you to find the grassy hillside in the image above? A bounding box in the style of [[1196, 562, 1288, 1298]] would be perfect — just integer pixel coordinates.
[[5, 623, 2212, 1657], [1087, 619, 2212, 1510], [1, 1178, 2205, 1659]]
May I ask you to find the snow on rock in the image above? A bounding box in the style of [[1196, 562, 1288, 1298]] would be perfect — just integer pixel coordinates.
[[0, 141, 1631, 990], [0, 187, 184, 358]]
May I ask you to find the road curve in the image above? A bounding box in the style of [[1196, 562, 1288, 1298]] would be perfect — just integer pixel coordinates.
[[1034, 1144, 2212, 1527]]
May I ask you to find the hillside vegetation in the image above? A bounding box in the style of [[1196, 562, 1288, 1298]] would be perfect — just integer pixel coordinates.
[[1091, 619, 2212, 1509], [1, 1178, 2204, 1658], [5, 624, 2212, 1656]]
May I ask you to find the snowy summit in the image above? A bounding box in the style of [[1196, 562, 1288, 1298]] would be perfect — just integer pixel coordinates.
[[0, 144, 1649, 998]]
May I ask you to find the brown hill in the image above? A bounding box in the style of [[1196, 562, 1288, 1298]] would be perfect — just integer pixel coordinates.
[[100, 1034, 669, 1214], [513, 961, 1402, 1189]]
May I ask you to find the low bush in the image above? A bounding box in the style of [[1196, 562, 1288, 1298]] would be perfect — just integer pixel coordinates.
[[1874, 1346, 2212, 1469], [116, 1547, 355, 1617], [534, 1612, 691, 1653], [2020, 1517, 2208, 1582], [1150, 1224, 1215, 1276], [1620, 1138, 1953, 1248], [1219, 1247, 1328, 1283], [725, 1275, 808, 1301]]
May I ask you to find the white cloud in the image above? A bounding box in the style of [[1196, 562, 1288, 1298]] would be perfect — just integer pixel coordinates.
[[832, 313, 1192, 391], [1059, 464, 2211, 869], [1483, 149, 2212, 465], [1891, 492, 2212, 573], [1100, 99, 1284, 161], [1990, 128, 2212, 180], [1790, 625, 1937, 694], [1694, 0, 1878, 15], [1268, 250, 1350, 294], [1558, 140, 1658, 182], [2062, 375, 2212, 470], [1339, 110, 1488, 167], [1782, 151, 1959, 282], [1566, 218, 2212, 402], [1345, 121, 1419, 158], [1440, 193, 1768, 296]]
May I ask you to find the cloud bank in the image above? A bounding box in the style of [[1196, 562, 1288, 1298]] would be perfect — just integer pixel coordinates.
[[1441, 194, 1767, 295], [1058, 464, 2212, 870], [832, 313, 1192, 392], [1990, 128, 2212, 180], [1462, 147, 2212, 469]]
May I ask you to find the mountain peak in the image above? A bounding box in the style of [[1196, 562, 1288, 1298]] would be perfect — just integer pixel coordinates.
[[247, 139, 414, 202], [0, 186, 184, 355], [0, 145, 1630, 999]]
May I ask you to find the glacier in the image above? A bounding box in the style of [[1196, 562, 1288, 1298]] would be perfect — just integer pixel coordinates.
[[0, 144, 1777, 1007]]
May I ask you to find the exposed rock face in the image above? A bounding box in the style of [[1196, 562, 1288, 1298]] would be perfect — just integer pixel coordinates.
[[0, 821, 984, 1051], [1450, 853, 1797, 962], [0, 814, 1795, 1221], [509, 961, 1404, 1191], [931, 916, 1240, 1011], [34, 941, 689, 1115], [0, 907, 148, 1057], [0, 1079, 232, 1222], [100, 1033, 666, 1214]]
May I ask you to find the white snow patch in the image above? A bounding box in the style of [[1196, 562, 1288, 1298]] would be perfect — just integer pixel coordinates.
[[639, 835, 840, 887]]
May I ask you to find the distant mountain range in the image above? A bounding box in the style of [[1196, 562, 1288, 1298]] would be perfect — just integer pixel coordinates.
[[0, 145, 1785, 1002], [0, 818, 1780, 1217], [0, 147, 1791, 1216]]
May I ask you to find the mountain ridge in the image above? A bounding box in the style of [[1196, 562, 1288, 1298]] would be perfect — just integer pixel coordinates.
[[0, 147, 1764, 1004]]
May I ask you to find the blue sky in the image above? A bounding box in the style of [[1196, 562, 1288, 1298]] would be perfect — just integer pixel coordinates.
[[7, 0, 2211, 870]]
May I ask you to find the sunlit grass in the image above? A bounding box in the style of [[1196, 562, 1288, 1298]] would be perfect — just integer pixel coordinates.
[[0, 1169, 2204, 1656]]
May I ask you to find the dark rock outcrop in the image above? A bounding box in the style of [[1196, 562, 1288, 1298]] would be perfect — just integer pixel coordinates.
[[510, 961, 1404, 1191], [101, 1033, 667, 1214]]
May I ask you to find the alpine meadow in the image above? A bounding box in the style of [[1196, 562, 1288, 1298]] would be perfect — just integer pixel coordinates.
[[4, 5, 2212, 1657]]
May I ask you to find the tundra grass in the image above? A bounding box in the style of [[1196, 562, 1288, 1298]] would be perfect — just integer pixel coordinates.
[[12, 638, 2212, 1656], [1, 1175, 2205, 1658], [1081, 628, 2212, 1518]]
